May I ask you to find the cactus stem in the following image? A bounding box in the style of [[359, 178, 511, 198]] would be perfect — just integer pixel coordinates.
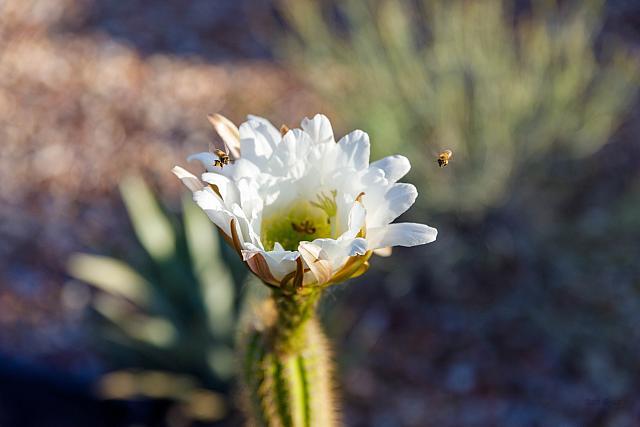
[[296, 356, 311, 427], [239, 289, 339, 426]]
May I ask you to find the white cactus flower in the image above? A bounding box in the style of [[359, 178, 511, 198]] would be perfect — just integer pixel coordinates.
[[173, 114, 437, 287]]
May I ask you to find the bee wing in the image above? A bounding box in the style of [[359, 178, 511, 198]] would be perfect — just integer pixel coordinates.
[[431, 149, 442, 162], [428, 147, 442, 157]]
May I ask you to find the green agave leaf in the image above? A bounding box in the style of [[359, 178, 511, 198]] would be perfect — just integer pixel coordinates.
[[182, 193, 235, 338], [93, 294, 177, 348], [120, 175, 176, 262], [207, 345, 235, 380], [97, 369, 197, 400], [97, 370, 227, 421], [68, 253, 152, 306]]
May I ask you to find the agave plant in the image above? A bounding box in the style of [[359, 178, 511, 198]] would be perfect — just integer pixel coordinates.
[[276, 0, 639, 214], [68, 175, 249, 421]]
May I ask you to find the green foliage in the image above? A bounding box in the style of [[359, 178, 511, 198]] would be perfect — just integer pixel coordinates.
[[68, 176, 247, 398], [278, 0, 639, 214]]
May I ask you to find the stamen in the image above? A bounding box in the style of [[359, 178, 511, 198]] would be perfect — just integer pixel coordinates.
[[280, 124, 290, 136], [291, 220, 317, 234], [310, 190, 337, 218], [310, 190, 339, 238]]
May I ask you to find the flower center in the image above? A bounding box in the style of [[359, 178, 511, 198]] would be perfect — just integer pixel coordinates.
[[261, 192, 337, 251]]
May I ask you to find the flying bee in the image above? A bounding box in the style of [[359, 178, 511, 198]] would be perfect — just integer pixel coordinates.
[[437, 149, 453, 168], [209, 143, 235, 169], [291, 220, 316, 234]]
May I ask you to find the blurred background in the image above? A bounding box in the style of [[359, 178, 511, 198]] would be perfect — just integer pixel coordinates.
[[1, 0, 639, 426]]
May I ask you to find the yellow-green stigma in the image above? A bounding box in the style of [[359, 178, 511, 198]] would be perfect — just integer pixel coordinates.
[[261, 192, 337, 251]]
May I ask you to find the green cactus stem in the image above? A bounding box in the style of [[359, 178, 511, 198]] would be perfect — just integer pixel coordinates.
[[240, 287, 339, 427]]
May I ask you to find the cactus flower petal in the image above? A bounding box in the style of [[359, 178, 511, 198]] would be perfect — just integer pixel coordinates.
[[367, 223, 438, 249]]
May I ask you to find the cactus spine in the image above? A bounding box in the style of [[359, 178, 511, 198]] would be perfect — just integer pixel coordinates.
[[240, 286, 339, 427]]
